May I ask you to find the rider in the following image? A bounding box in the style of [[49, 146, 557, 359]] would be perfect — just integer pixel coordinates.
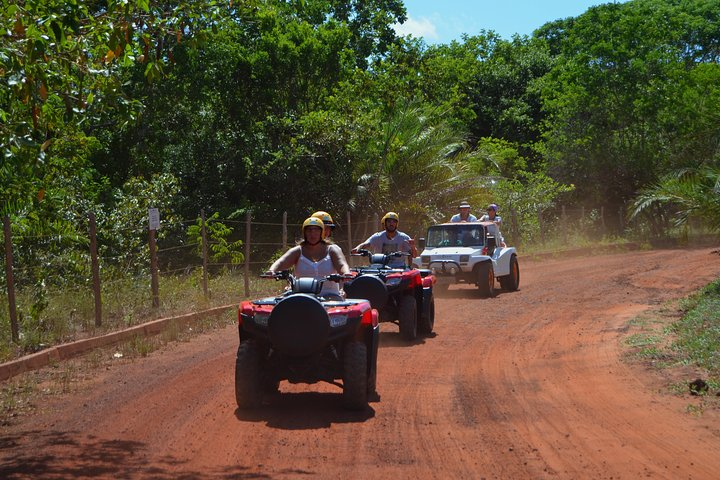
[[450, 201, 478, 223], [311, 210, 336, 241], [479, 204, 506, 247], [267, 216, 350, 299], [352, 212, 417, 268], [479, 203, 502, 227]]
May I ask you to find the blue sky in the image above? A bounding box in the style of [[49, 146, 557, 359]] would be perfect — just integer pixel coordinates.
[[395, 0, 628, 44]]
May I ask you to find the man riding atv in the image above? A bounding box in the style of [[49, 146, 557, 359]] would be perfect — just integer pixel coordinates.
[[351, 212, 417, 268]]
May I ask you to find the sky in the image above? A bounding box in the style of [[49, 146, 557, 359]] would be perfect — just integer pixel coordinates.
[[395, 0, 628, 44]]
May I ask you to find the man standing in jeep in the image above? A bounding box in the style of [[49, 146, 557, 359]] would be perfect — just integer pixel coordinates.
[[352, 212, 417, 268], [450, 201, 477, 223]]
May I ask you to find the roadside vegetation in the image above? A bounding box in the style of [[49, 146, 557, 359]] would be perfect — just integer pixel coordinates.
[[626, 277, 720, 410]]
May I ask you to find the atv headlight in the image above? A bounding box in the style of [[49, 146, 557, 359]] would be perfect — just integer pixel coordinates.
[[253, 313, 269, 326], [329, 314, 348, 327], [385, 277, 402, 287]]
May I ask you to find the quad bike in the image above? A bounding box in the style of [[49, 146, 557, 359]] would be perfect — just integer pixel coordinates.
[[343, 249, 436, 341], [236, 271, 379, 410]]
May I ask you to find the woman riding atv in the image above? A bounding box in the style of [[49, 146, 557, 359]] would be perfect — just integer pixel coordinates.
[[267, 216, 350, 299]]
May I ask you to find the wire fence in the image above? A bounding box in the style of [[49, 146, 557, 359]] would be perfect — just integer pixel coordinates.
[[1, 205, 714, 352]]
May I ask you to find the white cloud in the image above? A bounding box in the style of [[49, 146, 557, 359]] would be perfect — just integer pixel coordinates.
[[393, 16, 439, 40]]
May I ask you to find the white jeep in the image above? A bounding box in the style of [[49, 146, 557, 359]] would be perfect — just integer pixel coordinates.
[[414, 221, 519, 297]]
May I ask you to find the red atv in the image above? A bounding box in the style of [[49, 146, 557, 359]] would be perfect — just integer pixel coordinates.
[[344, 249, 436, 341], [236, 271, 379, 410]]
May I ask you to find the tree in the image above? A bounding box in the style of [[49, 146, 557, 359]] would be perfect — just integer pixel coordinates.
[[630, 166, 720, 236], [537, 0, 720, 225]]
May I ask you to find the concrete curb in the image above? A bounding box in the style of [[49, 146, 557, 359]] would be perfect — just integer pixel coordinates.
[[0, 304, 236, 383]]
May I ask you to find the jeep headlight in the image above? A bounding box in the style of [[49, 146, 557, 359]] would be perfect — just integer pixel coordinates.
[[459, 255, 469, 263], [421, 255, 430, 264], [329, 315, 348, 327], [253, 313, 269, 326]]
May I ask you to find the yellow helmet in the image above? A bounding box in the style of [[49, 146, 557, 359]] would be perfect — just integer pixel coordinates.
[[302, 216, 327, 240], [311, 210, 335, 227], [381, 211, 399, 226]]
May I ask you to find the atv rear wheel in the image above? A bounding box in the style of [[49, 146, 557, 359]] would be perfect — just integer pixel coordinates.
[[499, 254, 520, 291], [398, 294, 418, 341], [343, 341, 368, 410], [418, 292, 435, 335], [235, 339, 262, 408], [477, 262, 495, 298]]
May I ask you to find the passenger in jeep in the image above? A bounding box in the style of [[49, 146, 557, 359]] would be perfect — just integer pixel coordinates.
[[450, 201, 478, 223], [479, 203, 503, 227], [267, 216, 350, 299], [351, 211, 417, 268]]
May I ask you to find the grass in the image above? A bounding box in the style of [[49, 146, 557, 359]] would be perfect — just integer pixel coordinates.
[[0, 270, 278, 363], [0, 308, 239, 425], [624, 278, 720, 411]]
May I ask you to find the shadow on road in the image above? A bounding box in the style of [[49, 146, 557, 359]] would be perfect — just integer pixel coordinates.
[[234, 391, 376, 429], [0, 430, 261, 479], [378, 329, 435, 347]]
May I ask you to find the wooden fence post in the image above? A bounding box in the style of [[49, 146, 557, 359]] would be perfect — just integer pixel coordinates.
[[244, 211, 251, 298], [346, 211, 353, 255], [149, 229, 159, 309], [88, 212, 102, 326], [561, 205, 568, 243], [3, 215, 18, 342], [201, 209, 209, 299], [282, 211, 288, 250]]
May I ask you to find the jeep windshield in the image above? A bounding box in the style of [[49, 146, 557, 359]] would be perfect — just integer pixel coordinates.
[[426, 224, 485, 248]]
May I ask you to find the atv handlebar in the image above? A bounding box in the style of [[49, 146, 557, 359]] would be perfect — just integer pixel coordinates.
[[261, 270, 355, 282], [351, 249, 409, 257]]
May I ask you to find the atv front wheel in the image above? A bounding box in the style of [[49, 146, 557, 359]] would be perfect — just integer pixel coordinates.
[[398, 294, 418, 341], [235, 339, 262, 408], [418, 292, 435, 335], [343, 341, 368, 410]]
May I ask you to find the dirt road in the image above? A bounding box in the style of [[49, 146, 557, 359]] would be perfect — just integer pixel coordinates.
[[1, 248, 720, 479]]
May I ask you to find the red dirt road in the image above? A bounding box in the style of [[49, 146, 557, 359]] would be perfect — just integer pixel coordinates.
[[1, 248, 720, 479]]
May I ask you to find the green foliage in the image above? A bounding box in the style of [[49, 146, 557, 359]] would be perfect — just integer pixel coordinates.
[[491, 170, 575, 245], [671, 280, 720, 376], [630, 166, 720, 235], [538, 0, 720, 223], [101, 173, 182, 274], [186, 212, 244, 266], [1, 0, 231, 211]]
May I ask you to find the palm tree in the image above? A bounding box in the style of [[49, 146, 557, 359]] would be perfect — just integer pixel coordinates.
[[351, 99, 476, 234], [630, 166, 720, 235]]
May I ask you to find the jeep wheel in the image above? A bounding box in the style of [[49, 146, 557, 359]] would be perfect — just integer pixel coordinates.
[[235, 339, 262, 408], [343, 341, 368, 410], [398, 294, 418, 341], [477, 262, 495, 298], [418, 292, 435, 335], [499, 254, 520, 291]]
